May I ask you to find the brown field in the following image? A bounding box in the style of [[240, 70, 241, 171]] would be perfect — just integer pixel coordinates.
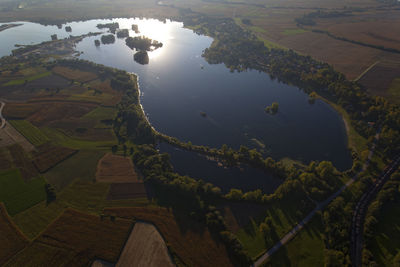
[[52, 66, 98, 83], [358, 61, 400, 103], [103, 206, 234, 267], [107, 183, 148, 200], [311, 10, 400, 51], [32, 145, 78, 173], [27, 101, 96, 125], [115, 222, 175, 267], [9, 209, 133, 266], [7, 144, 38, 181], [3, 103, 42, 119], [96, 153, 140, 183], [0, 203, 29, 266], [0, 75, 71, 101], [0, 122, 35, 152]]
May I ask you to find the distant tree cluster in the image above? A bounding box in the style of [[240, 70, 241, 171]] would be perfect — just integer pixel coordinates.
[[125, 36, 163, 51], [101, 34, 115, 45], [116, 29, 129, 38], [97, 22, 119, 33]]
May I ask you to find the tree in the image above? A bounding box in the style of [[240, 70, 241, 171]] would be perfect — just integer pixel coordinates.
[[111, 145, 118, 154], [45, 184, 56, 204], [225, 188, 243, 200]]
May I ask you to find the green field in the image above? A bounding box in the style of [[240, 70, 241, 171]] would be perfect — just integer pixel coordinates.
[[44, 150, 105, 190], [0, 169, 46, 215], [41, 127, 115, 150], [81, 106, 117, 127], [370, 203, 400, 266], [2, 71, 51, 86], [266, 214, 325, 266], [12, 180, 110, 240], [9, 120, 49, 146]]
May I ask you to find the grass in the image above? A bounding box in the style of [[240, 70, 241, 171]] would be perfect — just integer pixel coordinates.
[[316, 94, 368, 155], [2, 71, 51, 86], [282, 28, 308, 35], [12, 179, 110, 240], [82, 106, 117, 127], [7, 209, 133, 266], [369, 203, 400, 266], [236, 201, 308, 260], [9, 120, 49, 146], [0, 203, 29, 266], [265, 214, 325, 266], [44, 150, 105, 190], [0, 169, 46, 216], [41, 127, 115, 150]]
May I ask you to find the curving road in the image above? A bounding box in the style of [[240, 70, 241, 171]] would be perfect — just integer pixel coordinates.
[[0, 101, 5, 129], [351, 154, 400, 267], [253, 131, 380, 267]]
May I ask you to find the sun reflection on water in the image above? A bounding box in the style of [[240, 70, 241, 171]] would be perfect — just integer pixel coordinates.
[[117, 18, 177, 60]]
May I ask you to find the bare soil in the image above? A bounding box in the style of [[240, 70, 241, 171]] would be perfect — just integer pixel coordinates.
[[96, 153, 140, 183], [116, 222, 175, 267]]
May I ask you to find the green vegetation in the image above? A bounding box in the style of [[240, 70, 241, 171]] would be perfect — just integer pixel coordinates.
[[265, 102, 279, 114], [2, 71, 50, 86], [266, 214, 325, 266], [125, 36, 163, 51], [101, 34, 115, 45], [44, 150, 104, 190], [9, 120, 49, 146], [0, 169, 46, 215]]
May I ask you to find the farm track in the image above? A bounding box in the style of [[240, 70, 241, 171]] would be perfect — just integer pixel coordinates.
[[253, 131, 380, 267], [0, 101, 5, 129], [351, 154, 400, 267]]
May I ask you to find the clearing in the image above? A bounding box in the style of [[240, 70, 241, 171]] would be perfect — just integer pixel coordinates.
[[96, 153, 140, 183]]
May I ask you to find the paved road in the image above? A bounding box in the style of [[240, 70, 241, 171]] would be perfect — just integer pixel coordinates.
[[0, 101, 5, 129], [351, 155, 400, 267], [253, 132, 380, 267]]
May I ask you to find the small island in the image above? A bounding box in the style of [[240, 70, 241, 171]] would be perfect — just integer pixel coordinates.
[[101, 34, 115, 44], [200, 111, 207, 118], [132, 24, 139, 33], [65, 26, 72, 32], [51, 34, 58, 41], [116, 29, 129, 38], [133, 51, 149, 65], [265, 102, 279, 115], [97, 22, 119, 33], [125, 36, 163, 51], [94, 39, 101, 46]]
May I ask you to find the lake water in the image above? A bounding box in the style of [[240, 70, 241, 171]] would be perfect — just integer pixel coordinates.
[[0, 18, 352, 191]]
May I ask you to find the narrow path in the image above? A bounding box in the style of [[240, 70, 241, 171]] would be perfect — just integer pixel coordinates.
[[351, 154, 400, 267], [253, 131, 380, 267], [0, 101, 5, 129]]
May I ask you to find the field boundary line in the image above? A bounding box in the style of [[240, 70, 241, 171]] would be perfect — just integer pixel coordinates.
[[353, 61, 380, 82]]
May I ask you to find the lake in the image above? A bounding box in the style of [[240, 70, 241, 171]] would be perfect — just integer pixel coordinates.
[[0, 18, 352, 191]]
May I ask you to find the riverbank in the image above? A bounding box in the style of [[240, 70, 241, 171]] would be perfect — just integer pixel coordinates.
[[315, 94, 368, 156]]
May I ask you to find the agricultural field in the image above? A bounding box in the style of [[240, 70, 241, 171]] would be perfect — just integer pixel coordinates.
[[358, 61, 400, 104], [32, 144, 77, 173], [7, 144, 38, 181], [52, 66, 98, 83], [115, 222, 175, 267], [96, 153, 140, 183], [0, 203, 28, 266], [0, 169, 46, 215], [9, 120, 49, 146], [44, 150, 104, 190], [7, 209, 133, 266], [0, 123, 35, 152], [103, 206, 234, 267]]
